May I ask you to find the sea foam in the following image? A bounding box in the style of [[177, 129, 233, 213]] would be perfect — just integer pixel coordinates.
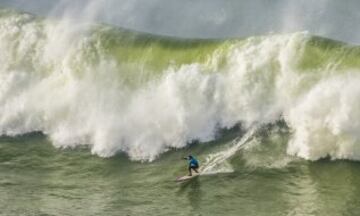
[[1, 10, 360, 161]]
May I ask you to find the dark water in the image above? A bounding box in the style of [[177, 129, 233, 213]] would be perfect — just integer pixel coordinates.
[[1, 132, 360, 216]]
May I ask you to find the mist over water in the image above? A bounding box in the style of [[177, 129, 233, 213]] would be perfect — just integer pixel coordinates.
[[1, 0, 360, 43]]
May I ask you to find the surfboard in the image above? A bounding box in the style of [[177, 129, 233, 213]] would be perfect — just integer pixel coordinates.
[[176, 172, 200, 182]]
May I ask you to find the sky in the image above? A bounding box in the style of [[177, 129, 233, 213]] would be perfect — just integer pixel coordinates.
[[0, 0, 359, 44]]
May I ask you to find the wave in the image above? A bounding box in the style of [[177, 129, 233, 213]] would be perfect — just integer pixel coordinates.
[[1, 9, 360, 161]]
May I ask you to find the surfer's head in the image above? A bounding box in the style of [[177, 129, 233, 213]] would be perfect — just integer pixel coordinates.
[[188, 155, 193, 159]]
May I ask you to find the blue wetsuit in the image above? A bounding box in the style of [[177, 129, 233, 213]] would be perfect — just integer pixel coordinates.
[[189, 157, 199, 168]]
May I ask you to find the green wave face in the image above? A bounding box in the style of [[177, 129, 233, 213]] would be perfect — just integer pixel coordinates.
[[1, 8, 360, 162]]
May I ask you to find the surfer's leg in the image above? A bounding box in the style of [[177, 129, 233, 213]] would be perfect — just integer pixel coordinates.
[[193, 165, 199, 173], [189, 166, 198, 175]]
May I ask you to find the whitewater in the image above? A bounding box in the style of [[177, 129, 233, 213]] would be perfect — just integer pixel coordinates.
[[1, 9, 360, 162]]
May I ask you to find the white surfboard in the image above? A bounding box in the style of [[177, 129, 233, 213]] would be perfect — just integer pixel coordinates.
[[176, 172, 200, 182]]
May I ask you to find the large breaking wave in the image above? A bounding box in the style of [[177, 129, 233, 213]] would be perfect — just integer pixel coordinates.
[[1, 9, 360, 161]]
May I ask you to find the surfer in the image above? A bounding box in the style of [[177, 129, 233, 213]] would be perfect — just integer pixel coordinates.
[[184, 155, 199, 176]]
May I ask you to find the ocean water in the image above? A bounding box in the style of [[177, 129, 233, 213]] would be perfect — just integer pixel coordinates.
[[1, 7, 360, 216]]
